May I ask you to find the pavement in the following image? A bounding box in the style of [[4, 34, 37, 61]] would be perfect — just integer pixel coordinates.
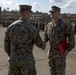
[[0, 27, 76, 75]]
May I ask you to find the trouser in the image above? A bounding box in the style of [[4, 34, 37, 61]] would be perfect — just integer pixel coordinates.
[[8, 60, 37, 75], [48, 55, 66, 75]]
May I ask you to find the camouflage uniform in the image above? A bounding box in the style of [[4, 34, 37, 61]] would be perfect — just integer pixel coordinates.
[[44, 18, 75, 75], [4, 18, 45, 75]]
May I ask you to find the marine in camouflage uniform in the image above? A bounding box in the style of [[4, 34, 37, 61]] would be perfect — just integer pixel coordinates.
[[4, 5, 45, 75], [44, 6, 75, 75]]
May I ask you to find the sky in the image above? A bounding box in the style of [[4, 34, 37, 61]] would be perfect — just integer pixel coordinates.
[[0, 0, 76, 14]]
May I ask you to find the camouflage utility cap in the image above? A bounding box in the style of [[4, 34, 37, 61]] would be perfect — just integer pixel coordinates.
[[19, 5, 32, 12], [49, 6, 61, 13]]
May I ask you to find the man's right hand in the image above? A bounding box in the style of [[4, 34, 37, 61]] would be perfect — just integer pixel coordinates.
[[42, 44, 46, 50]]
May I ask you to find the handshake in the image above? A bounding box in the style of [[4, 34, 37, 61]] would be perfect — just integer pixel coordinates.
[[41, 43, 46, 50]]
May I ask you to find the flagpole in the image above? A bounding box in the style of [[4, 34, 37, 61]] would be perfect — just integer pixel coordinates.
[[29, 0, 30, 5]]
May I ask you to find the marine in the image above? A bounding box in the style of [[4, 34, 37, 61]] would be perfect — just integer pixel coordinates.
[[44, 6, 75, 75], [4, 4, 45, 75]]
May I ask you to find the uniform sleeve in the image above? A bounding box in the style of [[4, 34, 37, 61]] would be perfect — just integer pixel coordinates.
[[33, 30, 45, 50], [66, 24, 75, 52], [4, 28, 10, 56], [43, 26, 49, 43]]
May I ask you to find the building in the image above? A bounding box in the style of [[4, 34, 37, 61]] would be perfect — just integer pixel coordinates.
[[31, 11, 51, 24], [61, 13, 76, 24], [0, 7, 76, 27], [2, 10, 19, 27]]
